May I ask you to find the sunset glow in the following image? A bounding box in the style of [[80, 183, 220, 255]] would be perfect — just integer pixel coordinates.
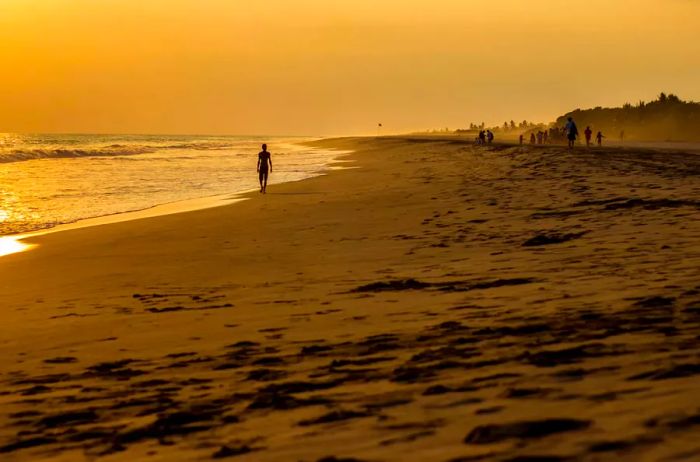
[[0, 236, 32, 257], [0, 0, 698, 135]]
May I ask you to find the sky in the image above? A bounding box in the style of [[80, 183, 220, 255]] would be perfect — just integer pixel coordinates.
[[0, 0, 698, 136]]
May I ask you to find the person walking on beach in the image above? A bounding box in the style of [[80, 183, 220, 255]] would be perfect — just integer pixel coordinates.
[[257, 144, 272, 194], [596, 131, 604, 147], [565, 117, 579, 149], [584, 126, 593, 147]]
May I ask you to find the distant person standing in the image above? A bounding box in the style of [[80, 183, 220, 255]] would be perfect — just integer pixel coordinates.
[[257, 143, 272, 194], [596, 131, 605, 146], [530, 133, 536, 145], [565, 117, 579, 149], [519, 134, 524, 145], [584, 126, 593, 147], [536, 131, 543, 145], [478, 130, 486, 145], [543, 130, 549, 144], [486, 130, 494, 144]]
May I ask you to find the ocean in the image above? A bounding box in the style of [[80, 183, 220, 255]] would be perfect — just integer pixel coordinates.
[[0, 134, 344, 236]]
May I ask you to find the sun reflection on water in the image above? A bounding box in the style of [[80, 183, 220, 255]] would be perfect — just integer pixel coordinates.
[[0, 236, 33, 257]]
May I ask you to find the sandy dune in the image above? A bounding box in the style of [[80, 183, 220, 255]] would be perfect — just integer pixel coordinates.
[[1, 137, 699, 461]]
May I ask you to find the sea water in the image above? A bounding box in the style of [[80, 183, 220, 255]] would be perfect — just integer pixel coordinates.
[[0, 134, 342, 236]]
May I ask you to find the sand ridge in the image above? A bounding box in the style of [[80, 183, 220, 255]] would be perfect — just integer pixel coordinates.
[[0, 137, 699, 461]]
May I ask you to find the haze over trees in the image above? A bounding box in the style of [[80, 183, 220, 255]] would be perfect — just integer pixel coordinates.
[[557, 93, 700, 141], [424, 92, 699, 142]]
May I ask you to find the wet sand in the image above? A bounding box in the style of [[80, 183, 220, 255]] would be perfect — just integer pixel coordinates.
[[1, 137, 699, 461]]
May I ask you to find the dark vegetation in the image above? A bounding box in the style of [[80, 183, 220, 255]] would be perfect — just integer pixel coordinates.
[[557, 93, 700, 142], [427, 92, 700, 142]]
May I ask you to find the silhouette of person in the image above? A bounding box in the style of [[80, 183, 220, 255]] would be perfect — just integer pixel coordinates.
[[486, 130, 494, 144], [530, 133, 536, 144], [257, 144, 272, 193], [584, 126, 593, 147], [596, 131, 604, 146], [565, 117, 579, 148], [536, 131, 543, 145], [543, 130, 548, 144], [478, 130, 486, 145], [519, 134, 524, 145]]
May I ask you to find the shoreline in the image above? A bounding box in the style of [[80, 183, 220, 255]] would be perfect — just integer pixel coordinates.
[[1, 136, 699, 461], [4, 136, 696, 258], [0, 193, 245, 257], [1, 143, 354, 256]]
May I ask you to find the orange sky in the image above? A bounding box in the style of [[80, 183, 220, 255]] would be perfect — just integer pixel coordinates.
[[0, 0, 698, 135]]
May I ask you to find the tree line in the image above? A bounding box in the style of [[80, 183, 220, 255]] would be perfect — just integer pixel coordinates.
[[556, 93, 700, 141]]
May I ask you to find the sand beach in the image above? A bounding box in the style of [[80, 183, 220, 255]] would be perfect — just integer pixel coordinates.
[[1, 137, 699, 461]]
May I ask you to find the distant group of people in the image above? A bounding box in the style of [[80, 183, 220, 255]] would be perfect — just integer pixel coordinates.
[[564, 117, 605, 148], [566, 118, 605, 148], [517, 117, 606, 149], [519, 127, 570, 146], [476, 130, 494, 145]]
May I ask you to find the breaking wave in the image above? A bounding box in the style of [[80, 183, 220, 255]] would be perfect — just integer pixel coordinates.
[[0, 142, 238, 164], [0, 147, 155, 163]]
